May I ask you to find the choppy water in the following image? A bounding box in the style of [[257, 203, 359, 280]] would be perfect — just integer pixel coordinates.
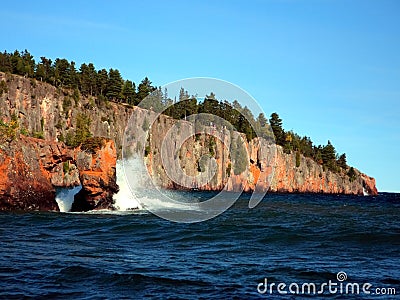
[[1, 192, 399, 299]]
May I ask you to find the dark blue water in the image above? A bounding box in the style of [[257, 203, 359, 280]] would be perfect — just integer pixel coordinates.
[[1, 193, 399, 299]]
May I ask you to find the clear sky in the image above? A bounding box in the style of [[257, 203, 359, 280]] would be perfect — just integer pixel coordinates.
[[2, 0, 399, 192]]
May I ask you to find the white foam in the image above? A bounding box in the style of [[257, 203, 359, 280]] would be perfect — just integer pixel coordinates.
[[113, 160, 142, 211], [116, 157, 200, 212], [56, 157, 199, 214], [55, 185, 82, 212]]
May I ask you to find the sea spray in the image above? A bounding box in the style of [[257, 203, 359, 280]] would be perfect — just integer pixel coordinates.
[[55, 185, 82, 212], [116, 157, 199, 212], [113, 159, 142, 210]]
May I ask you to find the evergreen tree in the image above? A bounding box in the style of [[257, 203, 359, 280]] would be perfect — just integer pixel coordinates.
[[322, 140, 337, 171], [96, 69, 108, 96], [106, 68, 123, 100], [136, 77, 155, 103], [21, 50, 35, 78], [79, 63, 97, 96], [74, 113, 92, 145], [269, 112, 285, 145], [179, 87, 190, 101], [54, 58, 71, 86], [121, 80, 136, 104], [0, 51, 11, 73], [337, 153, 347, 169], [35, 57, 52, 82], [256, 113, 267, 128], [67, 61, 79, 89]]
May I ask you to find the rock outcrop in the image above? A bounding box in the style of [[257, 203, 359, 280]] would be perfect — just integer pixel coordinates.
[[0, 72, 378, 208], [0, 135, 118, 211], [125, 108, 378, 196], [0, 72, 131, 156], [71, 139, 118, 211]]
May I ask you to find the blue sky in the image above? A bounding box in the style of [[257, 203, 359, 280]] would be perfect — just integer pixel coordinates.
[[2, 0, 399, 192]]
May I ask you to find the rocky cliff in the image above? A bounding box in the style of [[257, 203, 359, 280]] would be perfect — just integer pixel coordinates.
[[0, 72, 378, 208], [0, 135, 118, 211], [125, 108, 378, 196], [0, 72, 131, 156]]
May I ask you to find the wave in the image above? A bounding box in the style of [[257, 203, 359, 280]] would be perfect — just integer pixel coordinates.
[[55, 157, 203, 214], [112, 159, 142, 211], [114, 158, 202, 213], [55, 185, 82, 212]]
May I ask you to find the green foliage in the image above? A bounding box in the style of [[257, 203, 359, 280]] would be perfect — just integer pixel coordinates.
[[63, 96, 72, 112], [74, 113, 92, 146], [106, 68, 123, 100], [268, 112, 348, 174], [79, 63, 97, 96], [64, 113, 92, 148], [81, 137, 105, 154], [33, 131, 44, 139], [63, 161, 69, 174], [295, 151, 301, 168], [337, 153, 347, 169], [321, 140, 338, 172], [20, 127, 29, 136], [136, 77, 156, 105], [72, 88, 80, 104], [269, 112, 285, 145], [0, 49, 356, 176], [144, 145, 151, 157], [0, 117, 19, 143], [347, 167, 357, 182], [65, 131, 75, 147], [121, 80, 136, 104]]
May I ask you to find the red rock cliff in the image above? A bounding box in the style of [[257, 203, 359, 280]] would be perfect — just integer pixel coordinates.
[[0, 73, 378, 202], [0, 136, 118, 211], [124, 108, 378, 196]]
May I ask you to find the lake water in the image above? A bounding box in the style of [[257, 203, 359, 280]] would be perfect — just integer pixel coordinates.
[[1, 192, 399, 299]]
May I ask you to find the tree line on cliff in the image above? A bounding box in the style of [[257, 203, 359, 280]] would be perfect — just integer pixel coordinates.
[[0, 49, 351, 175]]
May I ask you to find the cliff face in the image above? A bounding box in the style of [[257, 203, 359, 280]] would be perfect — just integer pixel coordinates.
[[125, 108, 378, 196], [0, 72, 130, 155], [0, 73, 378, 201], [71, 139, 118, 211], [0, 136, 117, 211]]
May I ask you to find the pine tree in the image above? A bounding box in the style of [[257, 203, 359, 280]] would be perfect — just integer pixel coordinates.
[[136, 77, 155, 103], [96, 69, 108, 96], [106, 68, 123, 101], [269, 112, 285, 145], [54, 58, 70, 86], [121, 80, 136, 104], [337, 153, 347, 169]]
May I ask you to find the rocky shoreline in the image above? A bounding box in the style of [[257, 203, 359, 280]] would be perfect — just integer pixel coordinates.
[[0, 136, 118, 211], [0, 73, 378, 211]]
